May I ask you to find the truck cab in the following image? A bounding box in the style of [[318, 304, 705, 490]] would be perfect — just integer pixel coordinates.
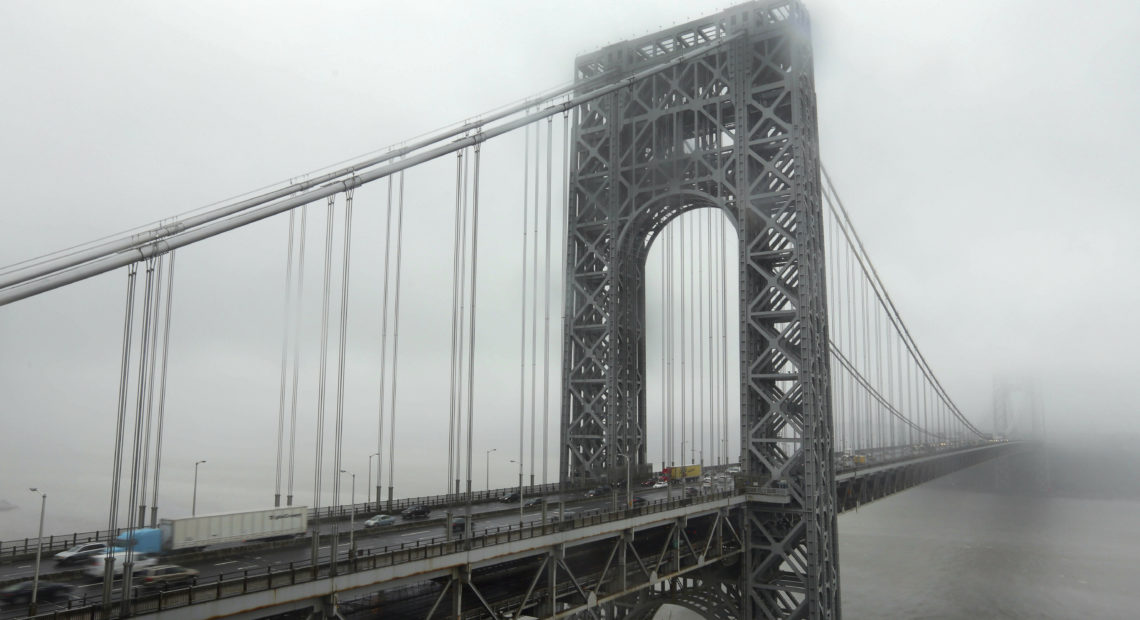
[[113, 528, 164, 555]]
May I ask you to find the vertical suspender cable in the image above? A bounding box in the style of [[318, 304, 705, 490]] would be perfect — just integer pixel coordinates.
[[885, 313, 894, 451], [103, 263, 137, 607], [463, 142, 483, 528], [518, 123, 530, 496], [697, 211, 705, 468], [387, 173, 406, 505], [310, 195, 336, 569], [660, 234, 668, 473], [119, 258, 157, 612], [150, 251, 176, 526], [447, 151, 465, 494], [137, 254, 164, 524], [456, 150, 471, 493], [555, 111, 571, 485], [541, 117, 554, 486], [898, 334, 908, 446], [287, 206, 308, 506], [376, 179, 394, 503], [331, 187, 354, 568], [875, 303, 883, 453], [688, 216, 696, 465], [530, 123, 541, 486], [550, 112, 570, 484], [275, 211, 297, 507], [861, 263, 871, 450], [707, 211, 717, 465], [679, 218, 686, 480], [666, 228, 674, 500], [846, 247, 856, 449], [828, 214, 842, 453], [715, 215, 725, 462]]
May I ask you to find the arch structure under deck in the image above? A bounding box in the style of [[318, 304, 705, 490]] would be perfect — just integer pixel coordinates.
[[558, 1, 838, 617]]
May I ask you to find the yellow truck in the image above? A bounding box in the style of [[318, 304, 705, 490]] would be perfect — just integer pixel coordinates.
[[664, 464, 702, 481]]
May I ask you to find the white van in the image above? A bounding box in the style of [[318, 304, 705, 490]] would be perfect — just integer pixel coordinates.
[[84, 551, 159, 578]]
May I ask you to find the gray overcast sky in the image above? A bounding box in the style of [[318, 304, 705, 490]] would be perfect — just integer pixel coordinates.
[[2, 0, 1139, 538]]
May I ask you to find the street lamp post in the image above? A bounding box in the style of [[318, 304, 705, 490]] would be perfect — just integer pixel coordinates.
[[192, 460, 206, 516], [484, 448, 497, 492], [367, 452, 380, 507], [28, 488, 46, 616], [339, 469, 356, 566]]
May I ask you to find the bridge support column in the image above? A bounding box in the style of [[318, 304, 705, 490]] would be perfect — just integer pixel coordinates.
[[542, 546, 563, 617], [450, 566, 464, 619]]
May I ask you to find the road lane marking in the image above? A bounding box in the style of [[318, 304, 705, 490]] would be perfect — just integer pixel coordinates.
[[400, 530, 432, 537], [214, 560, 238, 566]]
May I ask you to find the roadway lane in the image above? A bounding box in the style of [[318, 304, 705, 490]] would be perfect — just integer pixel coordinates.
[[0, 478, 734, 618]]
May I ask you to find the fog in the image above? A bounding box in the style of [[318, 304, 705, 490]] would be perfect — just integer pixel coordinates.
[[2, 0, 1139, 555]]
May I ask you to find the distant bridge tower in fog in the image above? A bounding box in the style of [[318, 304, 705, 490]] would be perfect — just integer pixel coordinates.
[[992, 377, 1045, 441], [992, 378, 1050, 492]]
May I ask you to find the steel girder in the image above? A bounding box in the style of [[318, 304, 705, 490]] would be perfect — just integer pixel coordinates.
[[559, 2, 836, 618]]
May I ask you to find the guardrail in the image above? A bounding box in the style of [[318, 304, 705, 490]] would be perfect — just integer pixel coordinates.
[[19, 489, 739, 620]]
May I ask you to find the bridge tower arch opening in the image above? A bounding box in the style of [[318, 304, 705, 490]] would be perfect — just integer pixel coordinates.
[[558, 1, 838, 616], [643, 206, 743, 479]]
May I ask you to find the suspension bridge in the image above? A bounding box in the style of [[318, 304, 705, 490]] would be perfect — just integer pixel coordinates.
[[0, 1, 1035, 618]]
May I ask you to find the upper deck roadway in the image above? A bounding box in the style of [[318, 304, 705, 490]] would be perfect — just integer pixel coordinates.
[[0, 441, 1020, 619]]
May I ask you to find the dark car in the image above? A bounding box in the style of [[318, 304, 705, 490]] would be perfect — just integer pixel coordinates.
[[548, 510, 577, 523], [584, 486, 610, 498], [523, 497, 544, 508], [450, 516, 474, 535], [401, 505, 431, 520], [630, 496, 648, 508], [0, 581, 72, 605], [499, 492, 521, 503], [640, 478, 657, 487], [136, 565, 199, 590], [53, 541, 108, 566]]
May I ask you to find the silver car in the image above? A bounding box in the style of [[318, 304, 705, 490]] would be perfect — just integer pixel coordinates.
[[54, 542, 108, 566], [364, 514, 396, 528]]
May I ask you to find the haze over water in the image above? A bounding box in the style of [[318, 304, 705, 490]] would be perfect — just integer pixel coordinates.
[[660, 442, 1140, 619]]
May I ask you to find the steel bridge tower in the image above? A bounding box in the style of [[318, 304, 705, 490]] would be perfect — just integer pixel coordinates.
[[559, 1, 838, 616]]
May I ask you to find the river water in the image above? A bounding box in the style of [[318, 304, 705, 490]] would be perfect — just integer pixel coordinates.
[[838, 483, 1140, 619], [658, 458, 1140, 619]]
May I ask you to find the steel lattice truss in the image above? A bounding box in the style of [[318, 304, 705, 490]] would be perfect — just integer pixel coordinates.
[[560, 1, 838, 617]]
